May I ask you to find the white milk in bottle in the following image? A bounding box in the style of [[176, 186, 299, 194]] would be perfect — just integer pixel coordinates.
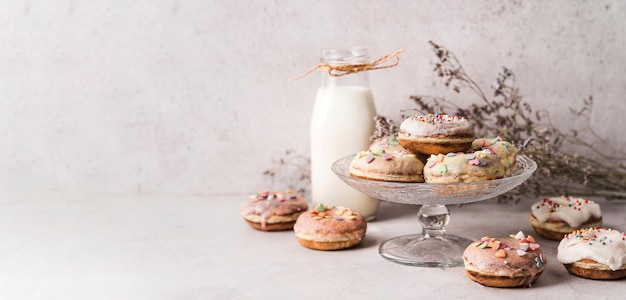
[[310, 48, 379, 220]]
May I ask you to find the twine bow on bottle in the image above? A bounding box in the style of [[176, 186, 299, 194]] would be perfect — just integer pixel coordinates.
[[288, 49, 404, 81]]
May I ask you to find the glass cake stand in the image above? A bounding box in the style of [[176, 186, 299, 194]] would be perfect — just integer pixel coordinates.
[[331, 154, 537, 268]]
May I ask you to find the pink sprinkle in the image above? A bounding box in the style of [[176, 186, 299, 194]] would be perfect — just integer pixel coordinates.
[[427, 160, 437, 168], [383, 155, 393, 161], [469, 158, 480, 166]]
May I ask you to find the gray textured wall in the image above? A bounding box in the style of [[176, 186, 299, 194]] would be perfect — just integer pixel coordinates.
[[1, 1, 624, 196]]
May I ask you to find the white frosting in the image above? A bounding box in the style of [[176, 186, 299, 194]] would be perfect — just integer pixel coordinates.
[[557, 228, 626, 271], [399, 114, 473, 137], [531, 196, 601, 227]]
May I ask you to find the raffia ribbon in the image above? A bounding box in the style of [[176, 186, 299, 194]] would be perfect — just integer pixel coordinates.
[[288, 48, 404, 81]]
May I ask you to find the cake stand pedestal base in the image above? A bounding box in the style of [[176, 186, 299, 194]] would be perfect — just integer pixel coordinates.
[[379, 234, 473, 268], [378, 204, 473, 268]]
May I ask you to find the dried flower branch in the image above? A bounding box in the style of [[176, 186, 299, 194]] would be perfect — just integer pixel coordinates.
[[400, 41, 626, 201], [262, 149, 311, 198], [370, 115, 398, 141]]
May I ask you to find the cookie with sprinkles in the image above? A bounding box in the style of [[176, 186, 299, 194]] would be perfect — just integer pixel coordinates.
[[241, 189, 308, 231], [423, 148, 505, 184], [470, 136, 518, 176], [557, 228, 626, 280], [349, 135, 426, 182], [293, 204, 367, 250], [530, 196, 602, 240], [398, 114, 475, 155], [462, 231, 547, 287]]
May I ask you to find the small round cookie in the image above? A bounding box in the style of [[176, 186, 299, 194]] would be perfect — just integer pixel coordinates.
[[349, 147, 425, 183], [557, 228, 626, 280], [463, 231, 547, 287], [241, 189, 308, 231], [398, 114, 475, 155], [530, 196, 602, 240], [471, 136, 517, 175], [294, 204, 367, 251], [423, 149, 505, 184], [349, 150, 424, 182]]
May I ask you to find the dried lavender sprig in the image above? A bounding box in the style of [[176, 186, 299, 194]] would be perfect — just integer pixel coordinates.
[[262, 149, 311, 197], [370, 115, 398, 141]]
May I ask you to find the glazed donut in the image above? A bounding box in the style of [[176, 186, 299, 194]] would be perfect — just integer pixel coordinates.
[[398, 114, 475, 155], [557, 228, 626, 280], [423, 149, 505, 184], [463, 231, 547, 287], [241, 189, 308, 231], [530, 196, 602, 240], [293, 204, 367, 251], [471, 136, 517, 175], [350, 136, 425, 183]]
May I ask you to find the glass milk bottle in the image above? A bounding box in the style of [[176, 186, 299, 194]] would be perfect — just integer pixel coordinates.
[[310, 47, 379, 220]]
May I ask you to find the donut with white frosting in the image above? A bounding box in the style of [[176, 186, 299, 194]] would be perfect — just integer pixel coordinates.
[[557, 228, 626, 280], [399, 114, 475, 155], [463, 231, 547, 287], [241, 189, 308, 231], [350, 136, 425, 182], [530, 196, 602, 240]]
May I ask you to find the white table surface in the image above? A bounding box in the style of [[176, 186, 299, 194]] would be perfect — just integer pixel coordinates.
[[1, 192, 624, 299]]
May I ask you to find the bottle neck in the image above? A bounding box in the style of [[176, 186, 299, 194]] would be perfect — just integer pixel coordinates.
[[319, 47, 370, 88]]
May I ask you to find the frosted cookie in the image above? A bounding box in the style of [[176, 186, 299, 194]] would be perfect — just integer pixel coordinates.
[[423, 149, 505, 184], [530, 196, 602, 240], [350, 135, 424, 182], [557, 228, 626, 280], [241, 189, 308, 231], [294, 204, 367, 251], [463, 231, 547, 287], [398, 114, 475, 155], [349, 150, 425, 183], [471, 136, 517, 175]]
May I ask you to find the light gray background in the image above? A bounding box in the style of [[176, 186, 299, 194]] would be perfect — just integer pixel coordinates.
[[2, 0, 624, 197]]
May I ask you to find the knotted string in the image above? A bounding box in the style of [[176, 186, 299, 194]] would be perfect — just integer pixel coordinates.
[[288, 48, 404, 81]]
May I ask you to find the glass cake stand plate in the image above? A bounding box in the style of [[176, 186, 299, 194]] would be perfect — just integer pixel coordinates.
[[332, 154, 537, 268]]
